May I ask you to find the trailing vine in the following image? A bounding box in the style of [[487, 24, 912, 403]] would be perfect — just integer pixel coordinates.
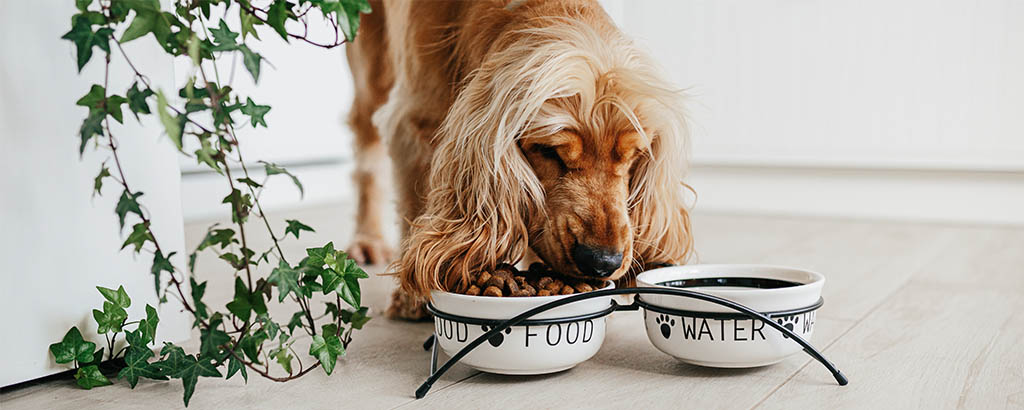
[[50, 0, 372, 405]]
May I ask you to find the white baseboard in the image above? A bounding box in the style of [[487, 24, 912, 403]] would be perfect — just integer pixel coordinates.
[[686, 164, 1024, 226]]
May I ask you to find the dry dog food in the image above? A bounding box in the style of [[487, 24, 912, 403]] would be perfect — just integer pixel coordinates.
[[459, 263, 603, 297]]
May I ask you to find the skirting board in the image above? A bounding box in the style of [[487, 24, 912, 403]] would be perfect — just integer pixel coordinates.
[[686, 164, 1024, 226]]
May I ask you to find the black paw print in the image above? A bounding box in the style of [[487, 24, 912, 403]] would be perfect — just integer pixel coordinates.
[[776, 315, 800, 339], [481, 325, 512, 347], [655, 314, 675, 339]]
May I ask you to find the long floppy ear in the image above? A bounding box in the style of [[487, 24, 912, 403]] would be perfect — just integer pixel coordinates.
[[392, 51, 555, 298], [622, 72, 695, 271]]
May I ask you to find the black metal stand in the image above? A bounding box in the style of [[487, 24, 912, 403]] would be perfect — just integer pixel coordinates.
[[415, 287, 848, 399]]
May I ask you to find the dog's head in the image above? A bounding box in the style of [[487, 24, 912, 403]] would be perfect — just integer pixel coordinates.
[[396, 15, 693, 295]]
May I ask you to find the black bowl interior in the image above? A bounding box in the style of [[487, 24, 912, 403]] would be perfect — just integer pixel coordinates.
[[657, 277, 803, 289]]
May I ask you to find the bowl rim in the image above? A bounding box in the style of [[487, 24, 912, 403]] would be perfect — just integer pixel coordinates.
[[636, 264, 825, 296]]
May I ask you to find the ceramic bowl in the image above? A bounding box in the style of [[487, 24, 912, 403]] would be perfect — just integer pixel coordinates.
[[428, 281, 615, 375], [636, 264, 824, 368]]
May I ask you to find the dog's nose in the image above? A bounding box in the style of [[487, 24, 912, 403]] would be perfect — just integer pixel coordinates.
[[572, 244, 623, 278]]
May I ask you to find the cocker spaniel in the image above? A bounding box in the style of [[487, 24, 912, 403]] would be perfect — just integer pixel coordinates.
[[344, 0, 693, 319]]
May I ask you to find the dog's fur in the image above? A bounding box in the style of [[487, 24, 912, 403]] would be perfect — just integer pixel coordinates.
[[345, 0, 693, 319]]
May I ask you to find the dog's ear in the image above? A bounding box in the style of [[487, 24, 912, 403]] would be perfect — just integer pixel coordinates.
[[392, 57, 549, 298], [627, 89, 694, 271]]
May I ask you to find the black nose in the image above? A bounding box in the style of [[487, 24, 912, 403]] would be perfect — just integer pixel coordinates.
[[572, 244, 623, 278]]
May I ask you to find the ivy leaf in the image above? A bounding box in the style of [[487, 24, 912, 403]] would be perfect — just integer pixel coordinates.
[[208, 20, 239, 51], [118, 345, 167, 388], [126, 82, 154, 120], [239, 6, 261, 40], [196, 227, 238, 251], [194, 137, 222, 173], [337, 0, 372, 42], [156, 90, 184, 150], [151, 250, 175, 295], [76, 85, 128, 123], [239, 333, 267, 364], [309, 324, 345, 375], [76, 0, 92, 12], [240, 97, 270, 127], [75, 364, 113, 389], [138, 304, 160, 345], [260, 161, 303, 197], [120, 7, 158, 43], [122, 222, 154, 253], [266, 0, 293, 41], [49, 327, 96, 364], [79, 109, 105, 155], [226, 352, 247, 382], [238, 45, 263, 83], [61, 15, 114, 71], [93, 164, 111, 197], [341, 306, 371, 329], [97, 285, 132, 308], [283, 219, 315, 239], [172, 354, 222, 406], [267, 260, 301, 302], [190, 278, 210, 322], [93, 301, 128, 334], [287, 311, 306, 334], [199, 320, 230, 358], [273, 347, 293, 373], [115, 190, 144, 229], [221, 188, 253, 224], [225, 277, 266, 322]]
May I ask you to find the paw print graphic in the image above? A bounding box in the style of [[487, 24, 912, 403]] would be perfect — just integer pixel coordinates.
[[655, 314, 675, 339], [776, 315, 800, 339], [480, 325, 512, 347]]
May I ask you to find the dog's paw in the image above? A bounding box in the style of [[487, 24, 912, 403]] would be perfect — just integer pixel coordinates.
[[385, 289, 431, 321], [347, 234, 395, 265]]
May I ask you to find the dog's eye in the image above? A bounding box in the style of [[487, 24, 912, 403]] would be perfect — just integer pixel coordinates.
[[538, 145, 562, 162]]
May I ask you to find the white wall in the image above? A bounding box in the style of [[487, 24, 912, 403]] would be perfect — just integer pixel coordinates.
[[616, 0, 1024, 224], [0, 3, 192, 386]]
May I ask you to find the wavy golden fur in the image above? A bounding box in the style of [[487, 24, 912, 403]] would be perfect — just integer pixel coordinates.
[[344, 0, 693, 319]]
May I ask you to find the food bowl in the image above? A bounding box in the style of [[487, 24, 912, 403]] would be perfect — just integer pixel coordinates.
[[636, 264, 824, 368], [428, 281, 615, 375]]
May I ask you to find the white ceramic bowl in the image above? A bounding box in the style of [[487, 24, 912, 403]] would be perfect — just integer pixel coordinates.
[[636, 265, 824, 368], [429, 282, 615, 375]]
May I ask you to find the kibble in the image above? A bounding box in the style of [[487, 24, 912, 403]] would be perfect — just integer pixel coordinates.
[[457, 263, 604, 297]]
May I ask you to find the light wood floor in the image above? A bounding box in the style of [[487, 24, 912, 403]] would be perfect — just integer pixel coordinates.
[[4, 205, 1023, 409]]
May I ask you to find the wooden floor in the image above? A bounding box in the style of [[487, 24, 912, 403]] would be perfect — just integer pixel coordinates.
[[4, 205, 1023, 409]]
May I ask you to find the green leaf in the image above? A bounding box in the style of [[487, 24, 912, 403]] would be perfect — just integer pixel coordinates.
[[266, 0, 292, 41], [267, 260, 301, 302], [239, 333, 266, 364], [236, 177, 263, 188], [341, 306, 371, 329], [151, 250, 175, 295], [260, 161, 303, 197], [210, 20, 239, 49], [284, 219, 314, 239], [75, 364, 112, 389], [309, 325, 345, 375], [156, 90, 183, 150], [273, 347, 293, 373], [225, 277, 266, 322], [172, 354, 222, 406], [76, 0, 92, 12], [221, 188, 253, 224], [97, 285, 132, 308], [238, 45, 262, 83], [49, 327, 96, 364], [120, 9, 157, 43], [115, 190, 144, 229], [199, 321, 230, 358], [76, 85, 128, 123], [61, 16, 114, 71], [239, 7, 261, 40], [126, 82, 154, 120], [196, 227, 238, 251], [194, 137, 222, 173], [118, 345, 167, 388], [337, 0, 372, 42], [190, 278, 210, 321], [226, 352, 248, 382], [121, 222, 154, 253], [240, 97, 270, 127], [138, 304, 160, 345], [79, 109, 105, 155], [93, 301, 128, 334], [287, 311, 306, 334], [93, 164, 111, 197]]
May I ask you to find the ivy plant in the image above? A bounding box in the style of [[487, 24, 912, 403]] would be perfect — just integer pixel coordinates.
[[53, 0, 371, 406]]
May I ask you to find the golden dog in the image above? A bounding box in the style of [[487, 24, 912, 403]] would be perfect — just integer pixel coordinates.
[[344, 0, 693, 319]]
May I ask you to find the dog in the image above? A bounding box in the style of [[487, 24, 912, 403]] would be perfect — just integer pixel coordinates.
[[344, 0, 693, 320]]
